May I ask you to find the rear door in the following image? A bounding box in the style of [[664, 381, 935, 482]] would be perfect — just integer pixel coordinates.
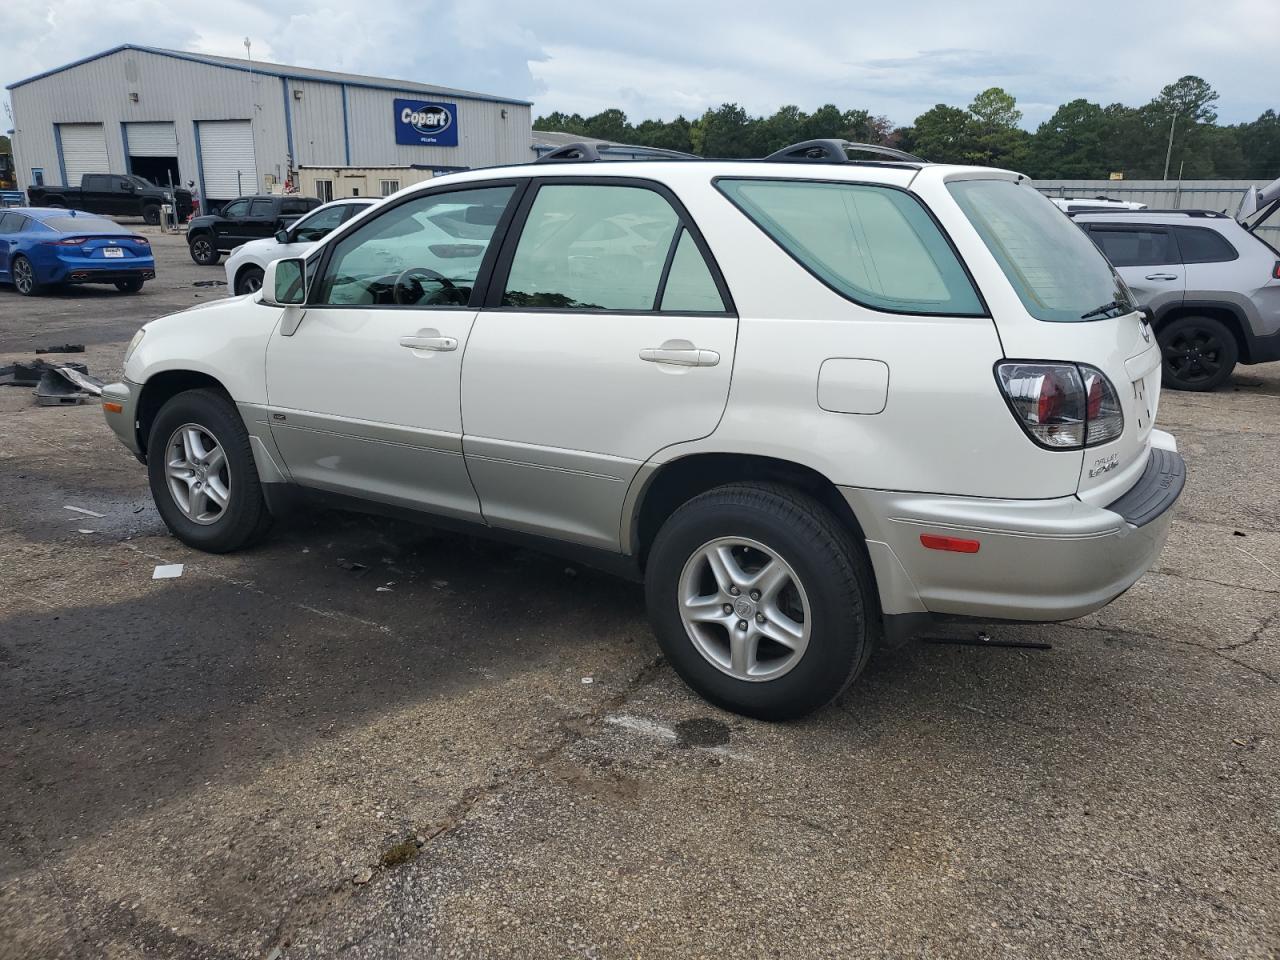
[[461, 177, 737, 550], [0, 212, 23, 280], [242, 199, 279, 240], [1083, 223, 1185, 313]]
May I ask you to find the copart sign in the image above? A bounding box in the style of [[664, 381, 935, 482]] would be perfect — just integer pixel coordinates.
[[394, 99, 459, 147]]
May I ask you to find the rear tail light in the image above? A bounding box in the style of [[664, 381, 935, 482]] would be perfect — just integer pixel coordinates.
[[130, 236, 150, 246], [996, 362, 1124, 450], [1272, 261, 1280, 280], [52, 236, 87, 246]]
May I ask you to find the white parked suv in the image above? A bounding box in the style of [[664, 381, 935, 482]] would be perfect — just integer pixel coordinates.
[[225, 198, 377, 295], [103, 140, 1184, 719]]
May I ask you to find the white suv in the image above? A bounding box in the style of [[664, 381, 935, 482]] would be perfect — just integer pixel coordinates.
[[103, 140, 1184, 719]]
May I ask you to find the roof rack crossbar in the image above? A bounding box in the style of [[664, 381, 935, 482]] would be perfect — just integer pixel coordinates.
[[535, 142, 608, 164], [763, 139, 925, 165]]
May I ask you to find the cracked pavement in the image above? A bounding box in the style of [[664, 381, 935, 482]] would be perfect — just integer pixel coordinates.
[[2, 230, 1279, 958]]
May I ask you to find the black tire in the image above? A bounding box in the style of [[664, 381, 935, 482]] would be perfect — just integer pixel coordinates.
[[234, 265, 265, 296], [115, 278, 144, 294], [146, 388, 273, 553], [189, 234, 220, 266], [1158, 314, 1239, 392], [142, 205, 161, 226], [12, 255, 40, 296], [644, 482, 878, 720]]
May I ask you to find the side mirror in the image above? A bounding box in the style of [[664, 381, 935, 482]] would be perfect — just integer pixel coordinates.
[[275, 228, 290, 244], [261, 258, 306, 306]]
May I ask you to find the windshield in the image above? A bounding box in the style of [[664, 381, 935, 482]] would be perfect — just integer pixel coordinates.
[[948, 178, 1133, 322], [44, 216, 132, 235]]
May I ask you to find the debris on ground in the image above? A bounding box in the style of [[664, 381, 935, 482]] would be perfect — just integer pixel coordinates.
[[1, 359, 88, 388], [152, 564, 184, 580], [35, 343, 85, 354], [51, 365, 103, 396], [378, 839, 420, 868], [337, 558, 368, 572], [352, 867, 373, 885], [63, 505, 106, 518], [1233, 530, 1247, 538], [581, 677, 594, 684], [192, 279, 226, 287], [35, 370, 89, 406], [77, 529, 95, 534], [920, 632, 1052, 651]]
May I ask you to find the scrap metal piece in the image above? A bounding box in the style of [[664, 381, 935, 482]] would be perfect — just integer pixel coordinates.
[[34, 370, 88, 406], [35, 344, 86, 354]]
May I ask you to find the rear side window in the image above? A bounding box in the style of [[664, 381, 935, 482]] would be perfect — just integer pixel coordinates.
[[499, 184, 728, 313], [249, 199, 275, 217], [949, 178, 1132, 323], [1087, 226, 1176, 267], [1175, 226, 1238, 264], [717, 179, 983, 316], [281, 198, 311, 215]]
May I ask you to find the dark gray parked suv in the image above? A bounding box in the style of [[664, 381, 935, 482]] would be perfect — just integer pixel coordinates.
[[1072, 209, 1280, 390]]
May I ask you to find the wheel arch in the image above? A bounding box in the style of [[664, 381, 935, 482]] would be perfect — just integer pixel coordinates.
[[233, 261, 264, 291], [135, 370, 233, 457], [1153, 300, 1254, 362], [626, 452, 869, 567]]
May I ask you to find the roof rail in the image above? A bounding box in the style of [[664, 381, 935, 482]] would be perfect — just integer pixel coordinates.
[[1066, 208, 1229, 219], [535, 142, 606, 163], [763, 139, 925, 165]]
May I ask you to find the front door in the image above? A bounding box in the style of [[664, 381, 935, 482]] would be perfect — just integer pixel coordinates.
[[214, 199, 251, 248], [461, 179, 738, 550], [1085, 223, 1185, 313], [264, 182, 520, 520]]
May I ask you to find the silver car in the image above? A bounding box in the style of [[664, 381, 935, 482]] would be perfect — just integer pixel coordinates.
[[1073, 184, 1280, 391]]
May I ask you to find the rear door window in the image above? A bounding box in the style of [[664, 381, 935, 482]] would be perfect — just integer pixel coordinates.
[[1086, 226, 1177, 267], [1174, 226, 1238, 264], [717, 178, 983, 316], [248, 199, 275, 218]]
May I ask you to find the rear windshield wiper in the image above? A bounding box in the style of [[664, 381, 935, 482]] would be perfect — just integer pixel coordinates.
[[1080, 300, 1128, 321]]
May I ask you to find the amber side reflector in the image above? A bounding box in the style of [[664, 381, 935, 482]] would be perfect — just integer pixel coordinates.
[[103, 401, 124, 414], [920, 534, 980, 554]]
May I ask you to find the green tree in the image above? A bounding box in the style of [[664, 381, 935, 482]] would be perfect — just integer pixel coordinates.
[[582, 108, 632, 143], [907, 104, 974, 163], [1025, 99, 1110, 178], [965, 87, 1029, 167], [692, 103, 755, 158], [1237, 110, 1280, 179]]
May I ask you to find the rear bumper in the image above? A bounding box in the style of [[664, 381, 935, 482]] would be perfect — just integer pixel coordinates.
[[843, 434, 1184, 623], [102, 379, 143, 458], [45, 255, 156, 284]]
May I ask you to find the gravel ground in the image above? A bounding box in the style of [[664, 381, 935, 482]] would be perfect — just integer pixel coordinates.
[[1, 227, 1278, 959]]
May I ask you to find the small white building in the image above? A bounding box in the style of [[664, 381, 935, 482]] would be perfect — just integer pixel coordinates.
[[6, 44, 532, 205], [296, 165, 436, 202]]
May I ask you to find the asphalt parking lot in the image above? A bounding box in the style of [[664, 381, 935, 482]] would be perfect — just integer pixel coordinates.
[[1, 226, 1278, 959]]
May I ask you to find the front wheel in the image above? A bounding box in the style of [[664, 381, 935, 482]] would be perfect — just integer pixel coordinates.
[[12, 255, 40, 296], [115, 278, 144, 294], [189, 235, 220, 266], [1158, 315, 1238, 391], [645, 482, 877, 720], [234, 265, 264, 296], [146, 388, 273, 553], [142, 205, 161, 226]]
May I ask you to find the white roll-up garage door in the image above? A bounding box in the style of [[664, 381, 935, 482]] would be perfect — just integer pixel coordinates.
[[125, 121, 178, 157], [58, 123, 109, 186], [197, 120, 257, 200]]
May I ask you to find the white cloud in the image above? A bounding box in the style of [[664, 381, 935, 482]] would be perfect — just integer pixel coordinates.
[[3, 0, 1278, 135]]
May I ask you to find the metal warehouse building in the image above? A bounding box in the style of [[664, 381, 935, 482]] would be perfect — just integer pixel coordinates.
[[6, 44, 532, 206]]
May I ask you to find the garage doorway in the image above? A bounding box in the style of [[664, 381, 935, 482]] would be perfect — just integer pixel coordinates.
[[57, 123, 109, 186], [125, 122, 181, 190], [197, 120, 257, 204]]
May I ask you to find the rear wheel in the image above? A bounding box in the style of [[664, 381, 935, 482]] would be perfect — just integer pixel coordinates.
[[115, 278, 144, 294], [189, 235, 220, 266], [146, 388, 273, 553], [12, 255, 39, 296], [142, 205, 161, 226], [1158, 315, 1238, 391], [234, 265, 264, 296], [645, 482, 877, 720]]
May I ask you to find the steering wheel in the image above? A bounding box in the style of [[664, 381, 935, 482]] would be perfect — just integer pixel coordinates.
[[392, 266, 454, 305]]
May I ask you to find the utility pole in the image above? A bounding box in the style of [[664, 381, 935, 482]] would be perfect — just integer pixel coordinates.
[[244, 37, 260, 194], [1162, 112, 1177, 181]]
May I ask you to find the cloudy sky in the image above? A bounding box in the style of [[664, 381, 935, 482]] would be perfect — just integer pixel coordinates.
[[5, 0, 1278, 131]]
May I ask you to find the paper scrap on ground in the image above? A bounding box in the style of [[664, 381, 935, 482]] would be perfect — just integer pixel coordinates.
[[64, 505, 105, 518], [152, 564, 184, 579], [77, 529, 95, 534]]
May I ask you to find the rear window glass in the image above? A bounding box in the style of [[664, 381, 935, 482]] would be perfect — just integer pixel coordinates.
[[948, 179, 1133, 322], [1175, 226, 1238, 264], [43, 216, 130, 234], [717, 179, 983, 316], [1087, 227, 1175, 267]]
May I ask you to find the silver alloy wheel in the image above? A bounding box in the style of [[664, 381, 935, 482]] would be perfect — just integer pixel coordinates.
[[13, 257, 33, 294], [192, 238, 212, 262], [165, 423, 231, 525], [678, 536, 811, 682], [238, 269, 263, 294]]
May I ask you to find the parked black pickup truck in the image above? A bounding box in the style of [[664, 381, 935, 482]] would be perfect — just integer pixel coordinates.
[[186, 194, 322, 265], [28, 174, 193, 225]]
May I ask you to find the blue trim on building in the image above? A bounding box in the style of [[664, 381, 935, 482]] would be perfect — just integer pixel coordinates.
[[120, 123, 132, 174], [341, 85, 351, 166], [280, 76, 295, 167], [6, 43, 533, 107], [53, 125, 68, 187], [191, 121, 207, 212]]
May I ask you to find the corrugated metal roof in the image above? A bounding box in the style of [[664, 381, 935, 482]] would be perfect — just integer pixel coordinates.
[[6, 43, 532, 107]]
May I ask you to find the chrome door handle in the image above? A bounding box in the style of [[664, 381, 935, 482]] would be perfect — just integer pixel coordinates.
[[1145, 273, 1178, 281], [399, 335, 458, 352], [639, 346, 720, 367]]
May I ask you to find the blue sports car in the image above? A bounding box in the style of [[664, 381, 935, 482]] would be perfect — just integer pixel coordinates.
[[0, 207, 156, 296]]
